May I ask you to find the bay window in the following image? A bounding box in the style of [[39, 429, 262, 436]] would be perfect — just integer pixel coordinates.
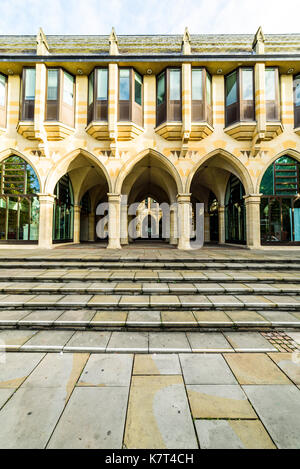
[[118, 68, 143, 126], [0, 73, 7, 128], [46, 68, 75, 127], [225, 68, 255, 127], [156, 68, 181, 126], [87, 68, 108, 124], [191, 68, 212, 125], [265, 68, 280, 121], [21, 68, 36, 120], [293, 74, 300, 128]]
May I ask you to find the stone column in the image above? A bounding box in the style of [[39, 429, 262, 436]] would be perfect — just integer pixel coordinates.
[[7, 75, 20, 134], [177, 194, 191, 250], [212, 75, 225, 127], [182, 63, 191, 138], [281, 74, 294, 128], [254, 63, 266, 135], [169, 208, 177, 245], [120, 200, 128, 245], [108, 63, 118, 154], [204, 212, 210, 243], [75, 75, 88, 129], [38, 194, 55, 248], [88, 213, 96, 242], [73, 204, 81, 244], [244, 194, 261, 249], [34, 63, 47, 135], [218, 206, 225, 244], [107, 193, 121, 249]]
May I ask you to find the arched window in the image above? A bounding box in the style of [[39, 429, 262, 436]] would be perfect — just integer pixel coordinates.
[[0, 156, 40, 243], [225, 174, 246, 244], [260, 155, 300, 244], [53, 174, 74, 242]]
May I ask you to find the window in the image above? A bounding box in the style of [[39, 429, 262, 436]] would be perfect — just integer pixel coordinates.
[[191, 68, 212, 124], [293, 74, 300, 128], [260, 156, 300, 244], [0, 156, 40, 243], [0, 73, 7, 128], [225, 68, 255, 126], [45, 68, 75, 127], [156, 68, 181, 126], [87, 68, 108, 124], [118, 68, 143, 126], [53, 174, 74, 243], [265, 68, 280, 121], [21, 68, 36, 120]]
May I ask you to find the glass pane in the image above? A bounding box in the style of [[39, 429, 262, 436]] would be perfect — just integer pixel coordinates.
[[281, 198, 292, 242], [260, 164, 274, 195], [206, 73, 212, 105], [265, 69, 276, 100], [63, 72, 74, 106], [294, 199, 300, 241], [47, 70, 58, 100], [0, 197, 6, 240], [134, 72, 142, 105], [192, 70, 202, 100], [0, 74, 6, 107], [88, 72, 94, 106], [7, 197, 18, 240], [119, 69, 130, 100], [226, 71, 237, 106], [169, 69, 180, 100], [269, 198, 281, 241], [157, 72, 165, 104], [295, 76, 300, 106], [97, 69, 108, 100], [242, 69, 253, 100], [30, 196, 39, 240], [25, 69, 36, 100], [19, 197, 30, 240]]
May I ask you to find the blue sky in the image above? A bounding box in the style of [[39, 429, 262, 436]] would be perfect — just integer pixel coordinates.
[[0, 0, 298, 35]]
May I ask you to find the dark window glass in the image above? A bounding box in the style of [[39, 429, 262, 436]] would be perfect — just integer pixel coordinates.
[[47, 70, 58, 100], [225, 174, 246, 244], [169, 69, 180, 100], [119, 69, 130, 100], [265, 67, 280, 121], [226, 71, 237, 106], [157, 72, 165, 105], [242, 69, 253, 100], [97, 69, 108, 100], [293, 74, 300, 128], [53, 174, 74, 242], [21, 68, 35, 120], [25, 69, 36, 100], [135, 72, 142, 105], [192, 70, 202, 100], [0, 73, 7, 128]]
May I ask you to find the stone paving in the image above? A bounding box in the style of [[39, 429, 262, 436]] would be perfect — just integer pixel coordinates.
[[1, 338, 300, 449]]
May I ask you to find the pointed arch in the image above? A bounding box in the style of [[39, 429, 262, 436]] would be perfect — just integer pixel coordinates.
[[186, 148, 254, 195], [44, 148, 112, 194], [114, 148, 184, 195], [256, 148, 300, 193], [0, 148, 42, 191]]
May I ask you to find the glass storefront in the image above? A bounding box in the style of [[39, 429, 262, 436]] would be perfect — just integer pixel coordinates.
[[0, 156, 40, 243], [260, 156, 300, 244], [53, 174, 74, 243], [225, 174, 246, 244]]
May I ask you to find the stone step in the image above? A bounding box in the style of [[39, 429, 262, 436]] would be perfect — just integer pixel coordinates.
[[1, 293, 300, 310], [0, 281, 299, 295], [0, 309, 299, 331]]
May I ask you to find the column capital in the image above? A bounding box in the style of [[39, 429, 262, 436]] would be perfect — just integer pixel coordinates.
[[74, 204, 81, 212], [177, 193, 191, 204], [243, 194, 262, 204], [107, 193, 121, 203], [37, 193, 56, 204]]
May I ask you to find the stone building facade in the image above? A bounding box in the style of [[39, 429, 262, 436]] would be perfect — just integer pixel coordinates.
[[0, 27, 300, 249]]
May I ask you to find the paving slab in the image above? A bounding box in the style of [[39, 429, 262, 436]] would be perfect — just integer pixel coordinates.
[[0, 330, 37, 351], [243, 283, 279, 293], [133, 354, 181, 375], [127, 310, 161, 326], [47, 386, 129, 449], [195, 420, 276, 449], [124, 375, 198, 449], [157, 272, 182, 280], [142, 283, 169, 293], [243, 384, 300, 449], [90, 311, 127, 326], [106, 332, 148, 352], [219, 283, 252, 293], [119, 295, 150, 307], [19, 310, 63, 326], [78, 354, 133, 386], [0, 294, 34, 306], [187, 384, 257, 419], [224, 353, 291, 385], [52, 282, 90, 292], [193, 310, 233, 326], [0, 387, 69, 448], [86, 282, 116, 293], [167, 283, 197, 293], [21, 330, 74, 352], [207, 295, 243, 307], [149, 332, 191, 353], [0, 352, 44, 389], [235, 295, 275, 308], [186, 332, 233, 352], [88, 295, 121, 307], [150, 295, 180, 307], [0, 389, 15, 410], [56, 295, 92, 306], [268, 353, 300, 385], [54, 310, 94, 326], [285, 332, 300, 344], [161, 311, 197, 326], [263, 295, 300, 307], [225, 310, 270, 326], [25, 295, 63, 306], [259, 310, 300, 325], [179, 295, 212, 307], [0, 310, 29, 325], [64, 331, 111, 352], [224, 332, 277, 352], [179, 354, 237, 385], [194, 283, 225, 293]]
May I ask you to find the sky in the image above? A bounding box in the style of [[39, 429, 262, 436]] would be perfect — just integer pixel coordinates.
[[0, 0, 298, 35]]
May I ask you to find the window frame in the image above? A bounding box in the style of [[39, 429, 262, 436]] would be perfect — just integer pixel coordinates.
[[225, 67, 255, 127], [191, 68, 212, 125], [87, 67, 109, 124], [265, 67, 280, 122], [0, 72, 7, 128], [118, 67, 143, 127], [45, 67, 75, 128], [293, 73, 300, 128], [21, 67, 36, 121], [156, 67, 182, 127]]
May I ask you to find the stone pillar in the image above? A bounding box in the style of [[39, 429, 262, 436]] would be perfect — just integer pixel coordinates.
[[34, 63, 47, 135], [280, 74, 294, 127], [38, 194, 55, 248], [7, 75, 20, 133], [204, 212, 210, 243], [108, 63, 118, 153], [244, 194, 261, 249], [177, 194, 191, 250], [88, 213, 96, 242], [182, 63, 191, 137], [75, 75, 88, 129], [218, 206, 225, 244], [74, 204, 81, 244], [212, 75, 225, 127], [169, 208, 177, 245], [107, 193, 121, 249], [254, 63, 266, 135], [120, 201, 128, 245], [143, 75, 156, 129]]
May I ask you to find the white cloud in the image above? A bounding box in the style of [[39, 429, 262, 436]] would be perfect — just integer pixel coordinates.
[[0, 0, 298, 35]]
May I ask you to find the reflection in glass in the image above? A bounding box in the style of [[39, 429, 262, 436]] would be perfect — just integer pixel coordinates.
[[169, 69, 180, 100], [226, 71, 237, 106]]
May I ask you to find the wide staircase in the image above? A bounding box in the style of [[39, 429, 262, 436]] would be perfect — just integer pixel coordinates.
[[0, 254, 300, 332]]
